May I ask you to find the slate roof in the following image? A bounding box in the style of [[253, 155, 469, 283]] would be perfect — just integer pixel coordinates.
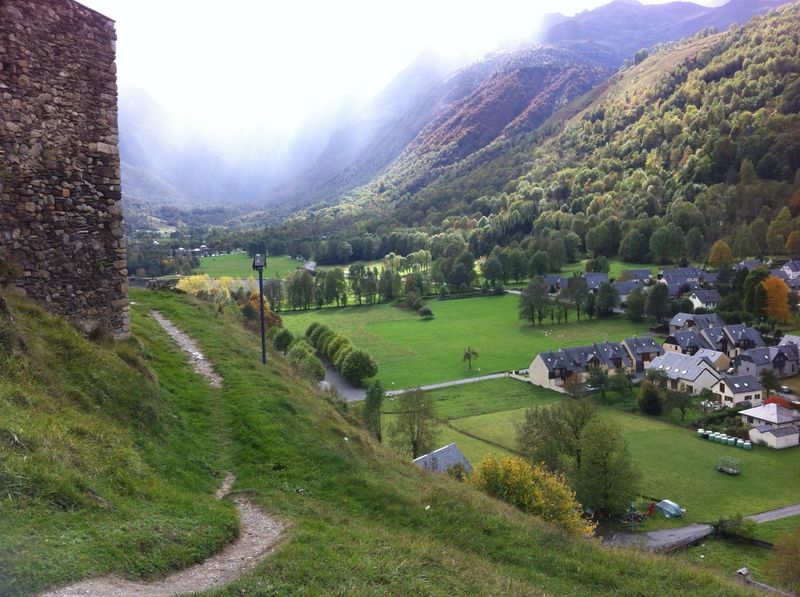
[[666, 331, 713, 352], [735, 260, 762, 271], [669, 312, 724, 329], [740, 404, 800, 425], [583, 272, 609, 290], [738, 344, 800, 366], [613, 280, 642, 296], [691, 290, 722, 304], [623, 336, 664, 357], [725, 325, 765, 348], [694, 348, 726, 366], [660, 267, 703, 279], [701, 272, 719, 284], [765, 426, 800, 438], [593, 341, 633, 370], [779, 334, 800, 348], [720, 374, 763, 394], [413, 443, 473, 473], [701, 326, 727, 351], [783, 260, 800, 273], [648, 352, 720, 382]]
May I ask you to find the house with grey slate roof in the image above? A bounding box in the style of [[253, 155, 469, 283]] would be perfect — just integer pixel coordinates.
[[622, 269, 652, 282], [622, 336, 664, 374], [689, 290, 722, 311], [694, 348, 730, 371], [663, 330, 713, 356], [700, 324, 765, 358], [711, 375, 763, 407], [613, 280, 642, 306], [645, 352, 720, 395], [413, 443, 473, 474], [734, 344, 800, 379], [529, 341, 634, 390], [668, 312, 724, 334]]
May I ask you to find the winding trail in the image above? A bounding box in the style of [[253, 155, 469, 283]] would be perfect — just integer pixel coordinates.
[[42, 312, 286, 596]]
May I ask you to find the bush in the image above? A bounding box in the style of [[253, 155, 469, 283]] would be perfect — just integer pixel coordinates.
[[325, 335, 348, 360], [715, 515, 756, 540], [305, 322, 321, 339], [296, 353, 325, 382], [419, 306, 434, 320], [309, 324, 331, 347], [265, 325, 281, 341], [315, 330, 334, 352], [341, 349, 378, 386], [637, 381, 664, 416], [287, 338, 315, 361], [333, 345, 353, 369], [274, 328, 294, 354], [471, 456, 596, 536]]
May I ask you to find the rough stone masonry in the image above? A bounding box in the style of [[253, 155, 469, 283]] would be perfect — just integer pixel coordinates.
[[0, 0, 129, 335]]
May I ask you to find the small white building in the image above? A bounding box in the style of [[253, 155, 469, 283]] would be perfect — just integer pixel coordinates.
[[711, 375, 763, 407], [689, 290, 722, 311], [749, 425, 799, 449]]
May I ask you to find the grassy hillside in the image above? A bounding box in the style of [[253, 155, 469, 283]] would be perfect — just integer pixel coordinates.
[[0, 290, 759, 595]]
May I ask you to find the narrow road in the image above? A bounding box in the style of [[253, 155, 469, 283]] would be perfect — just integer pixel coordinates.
[[605, 502, 800, 553], [385, 372, 509, 397], [42, 313, 286, 596], [747, 503, 800, 524]]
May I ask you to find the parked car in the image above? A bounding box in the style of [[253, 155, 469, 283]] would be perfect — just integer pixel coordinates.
[[779, 385, 791, 394]]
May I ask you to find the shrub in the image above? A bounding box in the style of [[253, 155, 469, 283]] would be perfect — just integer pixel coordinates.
[[714, 515, 756, 540], [316, 330, 334, 351], [309, 324, 331, 347], [471, 455, 596, 536], [297, 353, 325, 382], [341, 349, 378, 386], [419, 306, 434, 320], [322, 333, 343, 359], [326, 335, 348, 361], [637, 381, 664, 416], [333, 344, 354, 369], [287, 338, 315, 361], [305, 322, 321, 339], [265, 325, 281, 341], [274, 328, 294, 354]]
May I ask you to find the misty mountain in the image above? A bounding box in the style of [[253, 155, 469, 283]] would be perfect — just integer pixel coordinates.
[[118, 0, 787, 217]]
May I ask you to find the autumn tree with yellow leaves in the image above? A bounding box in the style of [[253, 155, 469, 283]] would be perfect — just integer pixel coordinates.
[[762, 275, 791, 321]]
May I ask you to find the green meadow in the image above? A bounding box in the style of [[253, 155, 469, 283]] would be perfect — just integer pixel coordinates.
[[281, 294, 648, 388], [397, 379, 800, 525]]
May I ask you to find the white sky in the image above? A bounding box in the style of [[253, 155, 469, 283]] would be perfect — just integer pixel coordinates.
[[81, 0, 722, 142]]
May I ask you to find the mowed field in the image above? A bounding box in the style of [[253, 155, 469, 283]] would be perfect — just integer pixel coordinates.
[[393, 378, 800, 525], [281, 294, 649, 388], [194, 253, 385, 279]]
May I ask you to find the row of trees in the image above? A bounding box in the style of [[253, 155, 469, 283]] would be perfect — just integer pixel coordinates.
[[305, 322, 377, 386]]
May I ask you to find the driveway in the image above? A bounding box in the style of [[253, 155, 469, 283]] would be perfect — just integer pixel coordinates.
[[747, 503, 800, 523], [319, 363, 365, 402]]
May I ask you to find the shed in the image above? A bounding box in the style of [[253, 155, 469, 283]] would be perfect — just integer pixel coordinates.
[[656, 499, 683, 518]]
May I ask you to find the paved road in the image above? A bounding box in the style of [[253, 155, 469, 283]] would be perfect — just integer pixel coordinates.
[[605, 523, 713, 553], [385, 372, 509, 397], [606, 502, 800, 552], [748, 503, 800, 523], [319, 363, 366, 402]]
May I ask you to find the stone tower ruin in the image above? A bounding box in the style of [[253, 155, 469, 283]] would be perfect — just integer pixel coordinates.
[[0, 0, 129, 335]]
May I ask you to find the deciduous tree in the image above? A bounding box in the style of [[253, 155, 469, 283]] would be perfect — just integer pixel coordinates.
[[762, 275, 791, 321], [462, 346, 479, 371], [708, 239, 734, 270], [388, 389, 439, 459], [363, 380, 385, 442]]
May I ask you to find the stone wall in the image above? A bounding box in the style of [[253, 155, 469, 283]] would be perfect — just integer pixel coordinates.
[[0, 0, 129, 335]]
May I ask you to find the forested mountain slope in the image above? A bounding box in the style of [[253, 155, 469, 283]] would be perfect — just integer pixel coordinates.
[[283, 3, 800, 266]]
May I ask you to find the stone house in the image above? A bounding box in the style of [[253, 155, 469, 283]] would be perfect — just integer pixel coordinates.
[[711, 375, 763, 407]]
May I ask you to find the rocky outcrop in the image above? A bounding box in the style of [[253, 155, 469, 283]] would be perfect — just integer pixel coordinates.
[[0, 0, 129, 335]]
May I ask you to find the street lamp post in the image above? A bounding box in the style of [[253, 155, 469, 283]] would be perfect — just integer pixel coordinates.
[[252, 254, 267, 365]]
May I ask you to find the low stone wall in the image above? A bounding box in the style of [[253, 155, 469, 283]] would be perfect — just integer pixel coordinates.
[[0, 0, 129, 335]]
